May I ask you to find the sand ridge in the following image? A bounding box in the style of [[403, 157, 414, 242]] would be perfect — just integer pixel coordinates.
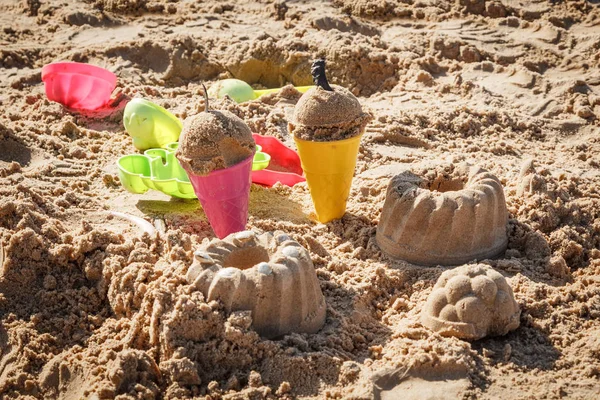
[[1, 0, 600, 399]]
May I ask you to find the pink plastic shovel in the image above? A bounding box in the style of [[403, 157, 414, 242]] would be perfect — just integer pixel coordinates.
[[185, 156, 253, 239], [41, 62, 117, 111]]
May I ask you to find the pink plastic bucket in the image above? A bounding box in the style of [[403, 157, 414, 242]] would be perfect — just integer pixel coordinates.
[[41, 62, 117, 111], [186, 156, 253, 239]]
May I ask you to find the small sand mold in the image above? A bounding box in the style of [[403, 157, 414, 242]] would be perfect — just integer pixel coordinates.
[[376, 164, 508, 266], [186, 230, 326, 339], [421, 264, 520, 341]]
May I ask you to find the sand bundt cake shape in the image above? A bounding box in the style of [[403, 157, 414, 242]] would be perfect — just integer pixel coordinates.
[[421, 264, 520, 340], [376, 164, 508, 266], [186, 230, 326, 339]]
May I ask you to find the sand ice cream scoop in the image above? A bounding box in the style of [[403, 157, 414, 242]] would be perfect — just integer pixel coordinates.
[[289, 60, 371, 142], [176, 104, 256, 176]]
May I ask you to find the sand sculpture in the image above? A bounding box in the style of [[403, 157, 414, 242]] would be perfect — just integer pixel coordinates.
[[186, 230, 326, 339], [175, 87, 257, 238], [376, 164, 508, 266], [288, 61, 371, 142], [421, 264, 520, 340], [287, 59, 372, 223], [176, 95, 256, 176]]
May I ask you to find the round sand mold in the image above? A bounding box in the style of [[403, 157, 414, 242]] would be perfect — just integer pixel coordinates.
[[376, 164, 508, 266], [421, 264, 520, 340], [186, 230, 326, 339]]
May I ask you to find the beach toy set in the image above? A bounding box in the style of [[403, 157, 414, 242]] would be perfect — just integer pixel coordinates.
[[40, 60, 372, 235], [42, 60, 510, 262], [118, 94, 303, 204], [40, 59, 520, 342]]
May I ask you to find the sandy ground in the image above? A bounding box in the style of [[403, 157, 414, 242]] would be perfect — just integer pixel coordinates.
[[1, 0, 600, 398]]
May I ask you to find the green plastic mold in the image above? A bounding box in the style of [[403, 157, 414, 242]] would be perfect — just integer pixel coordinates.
[[118, 143, 270, 199], [124, 98, 183, 151]]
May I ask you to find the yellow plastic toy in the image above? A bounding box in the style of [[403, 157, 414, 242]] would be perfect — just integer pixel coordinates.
[[293, 134, 362, 223], [208, 79, 313, 103]]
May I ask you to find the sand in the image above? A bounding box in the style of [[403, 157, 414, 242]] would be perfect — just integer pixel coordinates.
[[1, 0, 600, 399]]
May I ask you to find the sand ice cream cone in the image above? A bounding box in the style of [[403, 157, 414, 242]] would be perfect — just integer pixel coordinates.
[[176, 84, 256, 238], [289, 59, 371, 223]]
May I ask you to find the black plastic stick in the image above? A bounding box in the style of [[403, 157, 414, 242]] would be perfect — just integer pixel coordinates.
[[311, 59, 333, 91]]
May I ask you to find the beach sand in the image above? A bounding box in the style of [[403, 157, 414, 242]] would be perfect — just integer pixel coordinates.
[[1, 0, 600, 398]]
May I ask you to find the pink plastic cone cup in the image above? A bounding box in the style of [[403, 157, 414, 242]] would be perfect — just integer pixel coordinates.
[[185, 156, 253, 239]]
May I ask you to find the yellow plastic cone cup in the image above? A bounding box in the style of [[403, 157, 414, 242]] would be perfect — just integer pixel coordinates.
[[294, 134, 362, 223]]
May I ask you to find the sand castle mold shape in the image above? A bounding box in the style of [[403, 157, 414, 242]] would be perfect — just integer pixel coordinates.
[[376, 164, 508, 266], [186, 230, 326, 339], [421, 264, 520, 340]]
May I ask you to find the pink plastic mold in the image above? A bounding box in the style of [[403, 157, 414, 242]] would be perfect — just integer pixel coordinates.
[[41, 62, 117, 111]]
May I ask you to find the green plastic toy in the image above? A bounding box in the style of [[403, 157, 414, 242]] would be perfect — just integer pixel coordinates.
[[208, 79, 314, 103], [118, 143, 271, 199], [252, 150, 270, 171], [124, 98, 183, 151]]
